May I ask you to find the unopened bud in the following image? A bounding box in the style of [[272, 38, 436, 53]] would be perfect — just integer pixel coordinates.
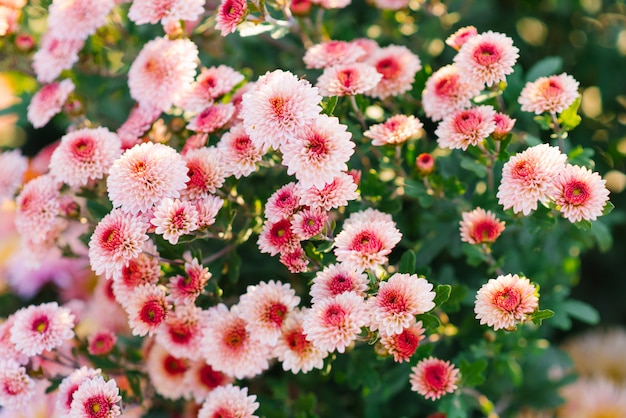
[[415, 153, 435, 176]]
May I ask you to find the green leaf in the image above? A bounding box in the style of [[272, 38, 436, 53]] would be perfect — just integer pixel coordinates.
[[530, 309, 555, 326], [504, 357, 523, 387], [459, 358, 487, 387], [573, 219, 593, 231], [403, 178, 434, 208], [525, 56, 563, 82], [558, 96, 582, 131], [567, 145, 595, 169], [398, 250, 416, 274], [459, 156, 488, 178], [591, 220, 612, 252], [564, 299, 600, 325], [533, 114, 553, 131], [415, 312, 440, 330], [45, 378, 64, 394], [602, 201, 615, 216], [227, 251, 241, 283], [321, 95, 338, 116], [125, 370, 144, 402], [433, 284, 452, 307]]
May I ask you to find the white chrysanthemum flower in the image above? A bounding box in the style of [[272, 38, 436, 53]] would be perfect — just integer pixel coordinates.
[[198, 384, 259, 418]]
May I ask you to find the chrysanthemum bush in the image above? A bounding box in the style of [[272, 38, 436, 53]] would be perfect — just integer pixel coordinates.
[[0, 0, 620, 417]]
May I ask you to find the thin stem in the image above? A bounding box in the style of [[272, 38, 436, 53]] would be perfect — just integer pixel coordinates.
[[142, 250, 185, 266], [202, 244, 235, 264], [550, 112, 566, 152], [482, 244, 504, 276], [348, 95, 367, 131]]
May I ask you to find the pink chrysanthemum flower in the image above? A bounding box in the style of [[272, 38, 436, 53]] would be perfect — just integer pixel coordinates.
[[265, 182, 301, 222], [554, 164, 610, 223], [279, 245, 310, 274], [310, 263, 369, 304], [241, 69, 322, 151], [310, 0, 351, 10], [201, 304, 271, 379], [436, 105, 497, 150], [47, 0, 114, 41], [492, 112, 516, 140], [56, 367, 102, 416], [128, 0, 205, 26], [380, 320, 425, 363], [497, 143, 567, 215], [365, 45, 422, 99], [184, 360, 232, 403], [454, 30, 519, 87], [519, 73, 580, 115], [0, 359, 35, 410], [474, 273, 539, 331], [291, 207, 328, 240], [445, 26, 478, 50], [351, 38, 379, 57], [150, 198, 199, 245], [183, 147, 226, 199], [0, 5, 19, 37], [32, 34, 83, 83], [198, 384, 259, 418], [459, 207, 506, 245], [156, 304, 207, 360], [258, 218, 299, 256], [193, 194, 224, 228], [125, 283, 171, 336], [410, 357, 460, 400], [88, 209, 149, 279], [107, 142, 189, 214], [416, 153, 435, 176], [558, 377, 626, 418], [187, 103, 235, 133], [365, 114, 423, 146], [297, 171, 358, 210], [0, 318, 28, 366], [69, 376, 121, 418], [111, 240, 161, 307], [343, 207, 394, 227], [128, 37, 198, 111], [274, 308, 328, 374], [368, 273, 436, 336], [181, 65, 245, 112], [87, 330, 117, 356], [146, 343, 191, 400], [27, 79, 75, 128], [14, 175, 64, 244], [302, 292, 368, 354], [218, 123, 265, 178], [0, 149, 27, 202], [215, 0, 247, 36], [316, 63, 382, 97], [281, 115, 355, 188], [238, 280, 301, 346], [168, 257, 211, 305], [49, 127, 122, 187], [303, 40, 366, 69], [421, 64, 483, 122], [116, 104, 161, 149], [370, 0, 409, 10], [334, 211, 402, 271]]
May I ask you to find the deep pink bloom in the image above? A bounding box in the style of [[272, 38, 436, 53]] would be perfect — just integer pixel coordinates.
[[459, 207, 506, 245], [410, 357, 460, 400], [215, 0, 247, 36]]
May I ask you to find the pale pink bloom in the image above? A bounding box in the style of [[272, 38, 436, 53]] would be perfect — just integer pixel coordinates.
[[291, 207, 328, 240], [421, 64, 483, 122], [281, 114, 355, 188], [214, 0, 247, 36], [241, 70, 322, 150], [0, 359, 35, 410], [49, 127, 122, 187], [0, 149, 27, 201], [217, 123, 265, 178], [257, 218, 299, 256], [459, 207, 505, 245], [492, 112, 516, 140], [351, 38, 380, 58], [238, 280, 301, 346], [15, 175, 64, 245], [297, 171, 358, 210], [146, 343, 191, 400], [0, 318, 28, 365], [302, 292, 368, 353], [0, 6, 19, 37], [184, 361, 232, 403], [316, 62, 382, 97], [183, 147, 226, 199], [47, 0, 114, 40], [445, 26, 478, 50], [128, 0, 205, 26], [150, 198, 199, 245], [9, 302, 74, 356], [156, 304, 206, 360], [265, 182, 301, 222], [181, 65, 245, 112], [342, 207, 394, 228], [187, 103, 235, 133], [69, 376, 121, 418], [107, 142, 189, 214], [198, 384, 259, 418], [201, 304, 271, 379], [87, 330, 116, 356], [454, 30, 519, 87], [365, 45, 422, 99], [554, 164, 610, 223], [128, 37, 198, 111], [436, 105, 497, 150], [380, 320, 425, 363], [310, 0, 350, 9], [193, 194, 224, 228], [370, 0, 409, 10], [415, 152, 435, 175], [27, 79, 75, 128], [126, 283, 171, 336], [116, 104, 161, 149], [182, 133, 209, 154], [274, 308, 328, 374], [279, 245, 310, 273], [32, 34, 83, 83], [111, 240, 161, 306], [365, 114, 423, 146], [334, 211, 402, 271], [310, 263, 369, 304], [168, 257, 211, 305], [303, 40, 366, 69], [474, 273, 539, 331], [558, 377, 626, 418], [410, 357, 460, 400], [519, 73, 580, 115], [368, 273, 435, 335], [88, 208, 149, 279], [56, 367, 102, 416], [497, 143, 567, 215]]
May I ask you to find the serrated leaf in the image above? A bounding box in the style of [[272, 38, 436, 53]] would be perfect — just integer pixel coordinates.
[[530, 309, 555, 326], [602, 201, 615, 216], [433, 284, 452, 307], [564, 299, 600, 325], [573, 219, 593, 230], [526, 56, 563, 82], [398, 249, 416, 274], [459, 358, 487, 387], [558, 96, 582, 131], [415, 312, 440, 329]]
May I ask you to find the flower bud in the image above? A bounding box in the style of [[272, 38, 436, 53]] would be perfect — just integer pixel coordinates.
[[415, 153, 435, 176]]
